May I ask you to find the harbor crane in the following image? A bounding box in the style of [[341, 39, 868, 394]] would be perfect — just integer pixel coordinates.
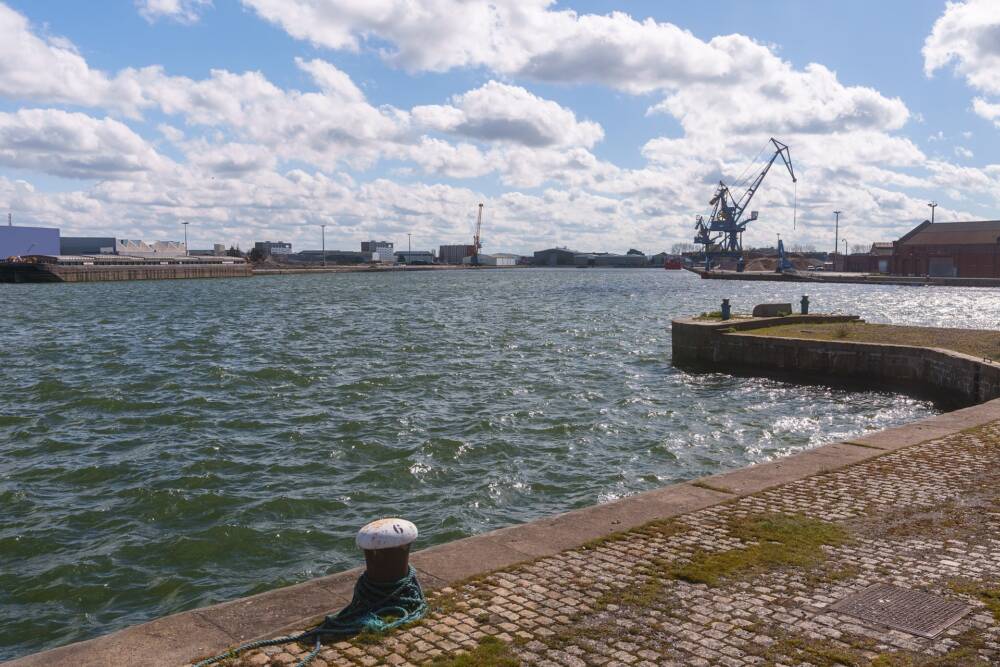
[[694, 137, 796, 271], [471, 202, 483, 266]]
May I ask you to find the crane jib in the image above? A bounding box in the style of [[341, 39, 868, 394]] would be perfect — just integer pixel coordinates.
[[693, 137, 797, 271]]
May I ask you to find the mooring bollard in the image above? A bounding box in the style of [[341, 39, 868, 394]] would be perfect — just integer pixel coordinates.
[[801, 295, 809, 315], [357, 518, 418, 582], [721, 298, 731, 321], [193, 517, 426, 666]]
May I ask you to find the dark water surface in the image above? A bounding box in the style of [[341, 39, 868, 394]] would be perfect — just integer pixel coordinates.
[[3, 269, 999, 659]]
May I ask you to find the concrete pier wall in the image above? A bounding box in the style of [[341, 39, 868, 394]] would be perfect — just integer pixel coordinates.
[[672, 315, 1000, 405], [0, 262, 252, 282]]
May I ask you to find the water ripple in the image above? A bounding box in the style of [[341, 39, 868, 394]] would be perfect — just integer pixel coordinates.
[[4, 269, 1000, 659]]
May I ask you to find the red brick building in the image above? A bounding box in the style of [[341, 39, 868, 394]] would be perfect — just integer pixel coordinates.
[[842, 242, 894, 273], [892, 220, 1000, 278]]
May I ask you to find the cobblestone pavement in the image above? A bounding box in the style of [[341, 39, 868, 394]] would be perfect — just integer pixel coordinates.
[[197, 422, 1000, 666]]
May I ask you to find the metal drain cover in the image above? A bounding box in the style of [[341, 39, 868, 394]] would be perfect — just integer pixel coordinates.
[[830, 583, 971, 638]]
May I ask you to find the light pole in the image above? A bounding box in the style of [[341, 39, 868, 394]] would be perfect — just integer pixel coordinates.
[[928, 201, 937, 223], [321, 224, 326, 267], [182, 221, 189, 256], [833, 211, 841, 259]]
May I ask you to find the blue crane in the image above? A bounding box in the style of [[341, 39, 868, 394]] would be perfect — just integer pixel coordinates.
[[694, 138, 796, 271]]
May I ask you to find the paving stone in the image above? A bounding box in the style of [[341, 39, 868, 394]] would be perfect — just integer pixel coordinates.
[[219, 421, 1000, 666]]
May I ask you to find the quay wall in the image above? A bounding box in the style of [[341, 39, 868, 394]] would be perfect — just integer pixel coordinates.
[[672, 315, 1000, 405], [688, 268, 1000, 287], [0, 263, 252, 282]]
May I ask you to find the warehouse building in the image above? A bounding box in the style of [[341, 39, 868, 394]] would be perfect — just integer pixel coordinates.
[[60, 236, 116, 255], [291, 250, 367, 264], [395, 250, 435, 265], [892, 220, 1000, 278], [361, 240, 394, 263], [253, 241, 292, 257], [573, 252, 649, 268], [0, 225, 59, 261], [0, 225, 60, 258], [463, 252, 519, 266], [532, 247, 578, 266], [61, 237, 187, 256], [439, 244, 476, 264]]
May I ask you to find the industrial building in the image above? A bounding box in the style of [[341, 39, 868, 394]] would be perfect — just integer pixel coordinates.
[[61, 237, 187, 257], [532, 248, 578, 266], [463, 252, 519, 266], [574, 253, 649, 268], [892, 220, 1000, 278], [532, 247, 656, 267], [1, 225, 60, 258], [841, 242, 894, 273], [439, 244, 476, 264], [290, 250, 367, 264], [190, 244, 227, 257], [253, 241, 292, 257], [395, 250, 435, 265], [361, 240, 392, 252], [60, 237, 116, 255], [360, 241, 394, 263]]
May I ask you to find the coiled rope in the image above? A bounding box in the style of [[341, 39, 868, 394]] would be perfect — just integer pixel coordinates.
[[193, 566, 427, 667]]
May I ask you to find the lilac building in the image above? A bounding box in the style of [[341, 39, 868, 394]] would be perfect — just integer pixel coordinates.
[[0, 226, 60, 259]]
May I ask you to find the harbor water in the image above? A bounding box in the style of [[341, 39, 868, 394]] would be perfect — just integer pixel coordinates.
[[3, 269, 1000, 660]]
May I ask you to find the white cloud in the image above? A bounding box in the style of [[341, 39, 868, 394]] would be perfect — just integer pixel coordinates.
[[238, 1, 769, 94], [973, 97, 1000, 126], [955, 145, 974, 158], [136, 0, 213, 24], [0, 109, 170, 179], [1, 0, 998, 255], [0, 4, 116, 106], [647, 60, 908, 138], [413, 81, 603, 148], [122, 59, 411, 168], [924, 0, 1000, 95]]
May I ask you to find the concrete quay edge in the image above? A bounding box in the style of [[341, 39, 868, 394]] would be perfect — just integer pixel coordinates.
[[9, 393, 1000, 667]]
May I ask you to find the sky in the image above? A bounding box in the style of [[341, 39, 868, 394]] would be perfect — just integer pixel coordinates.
[[1, 1, 999, 255]]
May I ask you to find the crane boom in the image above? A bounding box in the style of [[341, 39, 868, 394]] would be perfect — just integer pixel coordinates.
[[694, 138, 796, 271], [472, 203, 483, 266]]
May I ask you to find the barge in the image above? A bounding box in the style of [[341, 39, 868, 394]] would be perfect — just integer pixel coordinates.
[[0, 254, 252, 283]]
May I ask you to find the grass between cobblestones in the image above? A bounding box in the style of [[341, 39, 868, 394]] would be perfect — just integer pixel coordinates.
[[759, 634, 869, 666], [668, 513, 849, 586], [194, 422, 1000, 665], [949, 580, 1000, 624], [869, 630, 990, 666], [426, 636, 517, 666]]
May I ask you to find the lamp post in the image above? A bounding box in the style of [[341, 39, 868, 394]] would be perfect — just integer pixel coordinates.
[[182, 221, 189, 256], [833, 211, 841, 260], [321, 224, 326, 267], [928, 201, 937, 223]]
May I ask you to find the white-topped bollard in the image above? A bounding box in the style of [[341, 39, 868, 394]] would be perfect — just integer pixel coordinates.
[[356, 518, 418, 583]]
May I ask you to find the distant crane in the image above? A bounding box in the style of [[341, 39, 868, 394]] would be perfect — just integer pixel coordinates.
[[471, 202, 484, 266], [694, 137, 797, 271]]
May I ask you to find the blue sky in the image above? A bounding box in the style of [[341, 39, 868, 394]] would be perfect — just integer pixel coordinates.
[[0, 1, 998, 254]]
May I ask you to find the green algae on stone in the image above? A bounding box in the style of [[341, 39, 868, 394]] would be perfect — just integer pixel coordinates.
[[668, 513, 849, 586]]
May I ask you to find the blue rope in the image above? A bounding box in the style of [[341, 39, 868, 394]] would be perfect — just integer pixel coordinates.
[[193, 566, 427, 667]]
